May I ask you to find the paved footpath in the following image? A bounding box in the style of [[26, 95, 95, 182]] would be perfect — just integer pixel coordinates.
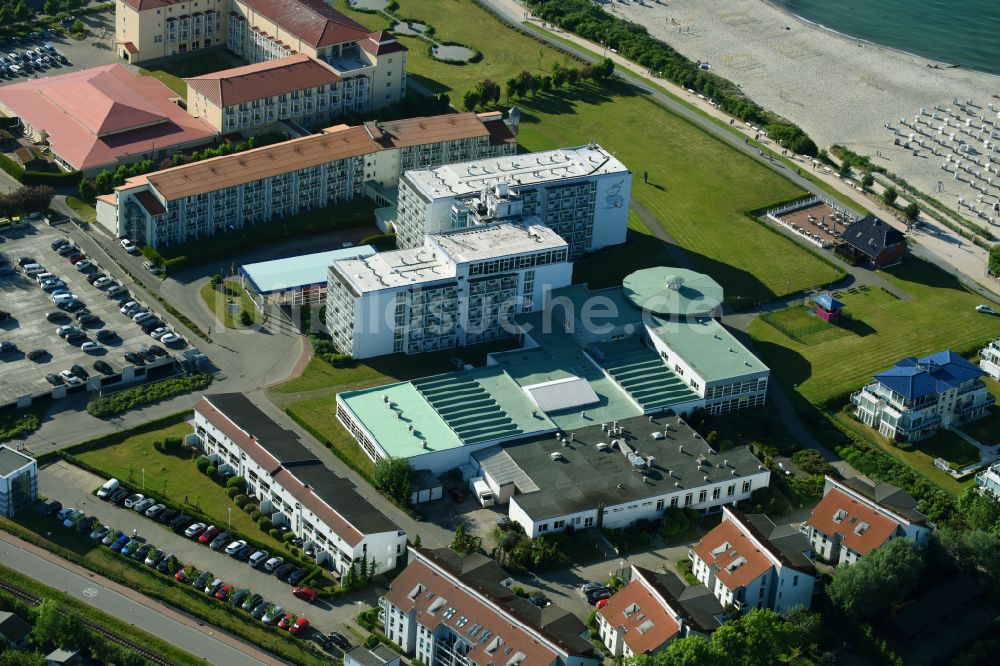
[[0, 530, 284, 666]]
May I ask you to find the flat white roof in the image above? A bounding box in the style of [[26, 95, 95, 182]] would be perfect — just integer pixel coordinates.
[[404, 144, 628, 200], [431, 223, 566, 263], [333, 246, 454, 293]]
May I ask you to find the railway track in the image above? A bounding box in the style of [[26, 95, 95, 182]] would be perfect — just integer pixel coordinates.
[[0, 580, 178, 666]]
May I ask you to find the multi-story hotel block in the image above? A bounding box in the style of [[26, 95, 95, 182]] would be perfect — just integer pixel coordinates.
[[850, 350, 991, 442], [596, 564, 724, 659], [100, 112, 517, 247], [186, 53, 356, 133], [0, 446, 36, 519], [326, 222, 572, 358], [802, 476, 930, 566], [381, 547, 599, 666], [689, 507, 815, 615], [117, 0, 406, 113], [194, 393, 406, 575], [976, 461, 1000, 499], [392, 144, 632, 259], [978, 336, 1000, 381]]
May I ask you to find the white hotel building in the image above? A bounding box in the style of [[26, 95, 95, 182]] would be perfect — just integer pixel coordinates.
[[326, 222, 572, 358], [194, 393, 406, 575], [392, 144, 631, 259]]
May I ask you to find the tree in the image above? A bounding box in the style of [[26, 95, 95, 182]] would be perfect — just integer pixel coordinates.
[[226, 475, 246, 491], [552, 67, 566, 89], [861, 172, 875, 191], [71, 18, 85, 34], [195, 455, 210, 473], [413, 533, 422, 548], [903, 202, 920, 223], [659, 507, 693, 539], [462, 89, 481, 111], [450, 520, 482, 556], [0, 186, 55, 217], [882, 185, 898, 207], [566, 67, 580, 86], [13, 1, 30, 22], [827, 538, 924, 620], [32, 600, 80, 648], [596, 57, 615, 79], [372, 457, 412, 506], [477, 79, 500, 105], [0, 652, 46, 666], [505, 77, 518, 101], [368, 557, 377, 580], [955, 486, 1000, 532], [541, 75, 553, 93]]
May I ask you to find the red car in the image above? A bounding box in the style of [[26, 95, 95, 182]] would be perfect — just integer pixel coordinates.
[[198, 526, 219, 544], [214, 584, 232, 600], [292, 587, 316, 603], [68, 254, 87, 263], [174, 567, 191, 582], [277, 614, 294, 630], [595, 598, 609, 609], [289, 617, 309, 636]]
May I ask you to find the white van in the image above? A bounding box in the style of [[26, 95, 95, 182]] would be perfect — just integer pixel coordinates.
[[97, 478, 120, 499], [23, 263, 45, 276], [34, 272, 57, 284]]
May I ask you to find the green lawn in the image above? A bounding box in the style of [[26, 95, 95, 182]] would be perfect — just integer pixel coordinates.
[[73, 423, 288, 553], [139, 52, 236, 97], [760, 304, 855, 345], [959, 407, 1000, 446], [913, 429, 981, 469], [159, 199, 375, 271], [199, 279, 262, 328], [65, 195, 96, 222], [748, 260, 1000, 406]]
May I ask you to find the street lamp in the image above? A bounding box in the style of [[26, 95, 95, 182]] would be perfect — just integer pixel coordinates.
[[141, 468, 145, 490], [228, 507, 232, 531]]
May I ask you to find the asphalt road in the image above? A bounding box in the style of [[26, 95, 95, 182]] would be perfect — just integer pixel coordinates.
[[0, 533, 278, 665]]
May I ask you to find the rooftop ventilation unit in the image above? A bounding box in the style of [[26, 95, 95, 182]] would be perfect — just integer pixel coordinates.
[[596, 442, 609, 451], [652, 432, 664, 440], [549, 451, 563, 461]]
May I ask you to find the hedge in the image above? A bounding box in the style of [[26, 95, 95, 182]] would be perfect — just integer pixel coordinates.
[[0, 153, 81, 186], [86, 374, 213, 418]]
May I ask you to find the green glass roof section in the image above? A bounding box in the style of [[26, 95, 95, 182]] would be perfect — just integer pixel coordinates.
[[622, 267, 723, 317], [650, 316, 768, 381]]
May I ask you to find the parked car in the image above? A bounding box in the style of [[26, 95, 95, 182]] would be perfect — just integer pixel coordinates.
[[157, 508, 178, 524], [26, 349, 47, 361], [110, 535, 130, 552], [580, 582, 604, 595], [149, 326, 170, 340], [133, 497, 156, 513], [86, 272, 106, 285], [77, 313, 99, 326], [93, 277, 113, 289], [250, 601, 271, 620], [96, 329, 117, 343], [41, 500, 62, 516], [209, 532, 232, 550], [144, 548, 164, 566], [529, 593, 551, 608], [120, 238, 137, 253], [288, 567, 309, 586], [312, 633, 332, 650], [234, 545, 254, 561], [242, 593, 264, 612], [198, 526, 220, 544], [50, 238, 70, 250], [46, 311, 69, 323], [145, 503, 166, 518], [160, 333, 185, 346], [55, 507, 76, 522], [976, 304, 997, 315], [123, 493, 145, 509], [174, 567, 191, 582], [586, 588, 612, 604], [214, 584, 233, 600], [170, 514, 192, 531], [156, 554, 176, 573], [74, 260, 93, 271], [263, 556, 284, 572], [193, 571, 212, 589], [229, 589, 250, 608], [184, 522, 207, 538], [89, 525, 110, 541], [143, 260, 161, 275], [110, 489, 129, 504], [96, 478, 119, 498], [595, 598, 609, 610], [204, 578, 223, 596], [102, 530, 124, 546], [148, 344, 168, 357], [0, 341, 15, 354], [329, 632, 351, 650], [224, 539, 247, 555], [46, 372, 62, 386], [292, 587, 316, 603], [274, 563, 296, 580], [120, 301, 141, 314], [248, 550, 270, 568], [262, 606, 285, 625], [56, 245, 76, 257], [120, 540, 142, 557], [132, 544, 152, 561], [124, 351, 145, 365], [278, 614, 295, 630], [94, 360, 115, 375], [288, 617, 309, 636], [70, 364, 89, 379], [56, 325, 79, 338]]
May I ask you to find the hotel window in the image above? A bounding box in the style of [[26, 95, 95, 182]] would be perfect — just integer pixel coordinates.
[[727, 484, 736, 497], [538, 523, 548, 533], [742, 480, 752, 493], [698, 490, 707, 503], [712, 487, 721, 500], [684, 494, 693, 507]]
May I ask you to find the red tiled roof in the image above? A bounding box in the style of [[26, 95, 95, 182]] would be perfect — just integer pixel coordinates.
[[806, 487, 900, 556], [186, 54, 341, 107], [691, 519, 773, 591], [121, 0, 186, 10], [238, 0, 369, 48], [0, 65, 215, 172], [95, 193, 116, 205], [597, 578, 680, 655], [122, 41, 139, 54], [384, 559, 558, 665], [134, 190, 167, 217], [359, 31, 407, 57]]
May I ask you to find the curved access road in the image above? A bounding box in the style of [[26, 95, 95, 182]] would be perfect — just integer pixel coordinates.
[[0, 530, 283, 666]]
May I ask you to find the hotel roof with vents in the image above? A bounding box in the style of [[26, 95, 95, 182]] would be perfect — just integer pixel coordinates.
[[0, 64, 216, 173]]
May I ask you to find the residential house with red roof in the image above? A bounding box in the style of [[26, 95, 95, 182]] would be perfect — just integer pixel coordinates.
[[193, 392, 406, 575], [382, 548, 599, 666], [596, 564, 725, 659], [116, 0, 406, 114], [851, 350, 991, 442], [803, 475, 930, 566], [689, 506, 816, 614]]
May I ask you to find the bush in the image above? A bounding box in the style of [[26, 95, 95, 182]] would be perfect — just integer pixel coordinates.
[[225, 486, 240, 499], [234, 494, 249, 508], [195, 456, 210, 474], [205, 465, 217, 477], [86, 375, 213, 418], [249, 510, 262, 522], [257, 517, 272, 532], [283, 532, 296, 543], [268, 528, 281, 539], [239, 309, 253, 327], [226, 476, 246, 491], [244, 503, 259, 515]]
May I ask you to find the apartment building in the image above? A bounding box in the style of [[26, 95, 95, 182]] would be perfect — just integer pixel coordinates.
[[0, 446, 36, 518], [976, 461, 1000, 499], [186, 54, 351, 133], [393, 144, 631, 258], [597, 564, 725, 659], [116, 0, 406, 112], [851, 350, 991, 442], [689, 507, 815, 614], [193, 393, 406, 575], [978, 336, 1000, 381], [326, 222, 572, 358], [802, 476, 930, 566], [103, 111, 517, 247], [381, 548, 599, 666]]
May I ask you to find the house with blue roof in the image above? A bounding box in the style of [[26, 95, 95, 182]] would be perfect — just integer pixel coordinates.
[[851, 350, 992, 442]]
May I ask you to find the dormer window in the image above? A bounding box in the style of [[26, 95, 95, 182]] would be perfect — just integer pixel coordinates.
[[854, 521, 869, 535], [833, 509, 847, 523]]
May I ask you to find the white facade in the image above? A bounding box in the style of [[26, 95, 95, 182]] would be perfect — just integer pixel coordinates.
[[194, 403, 405, 575], [979, 337, 1000, 381], [393, 145, 631, 259], [689, 508, 815, 615], [976, 461, 1000, 499], [507, 470, 768, 540], [0, 446, 36, 518], [327, 223, 572, 358]]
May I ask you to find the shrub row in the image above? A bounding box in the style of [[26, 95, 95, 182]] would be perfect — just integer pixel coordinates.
[[0, 152, 81, 186], [86, 374, 213, 417]]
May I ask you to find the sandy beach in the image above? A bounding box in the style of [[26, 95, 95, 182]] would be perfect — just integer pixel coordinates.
[[609, 0, 1000, 219]]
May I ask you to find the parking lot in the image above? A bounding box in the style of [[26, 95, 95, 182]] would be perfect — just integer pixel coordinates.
[[0, 223, 180, 405], [0, 10, 118, 89], [39, 461, 377, 642]]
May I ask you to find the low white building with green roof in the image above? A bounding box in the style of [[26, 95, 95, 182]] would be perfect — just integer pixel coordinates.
[[336, 267, 768, 478]]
